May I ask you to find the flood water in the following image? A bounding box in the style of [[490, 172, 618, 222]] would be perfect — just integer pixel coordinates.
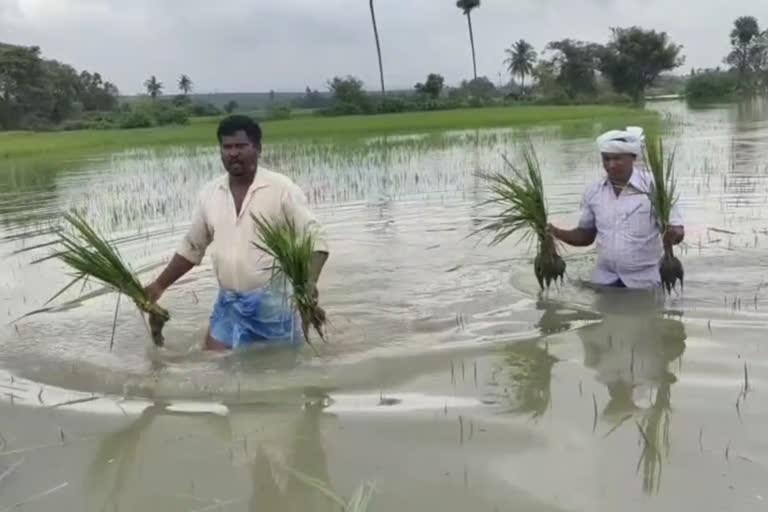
[[1, 100, 768, 511]]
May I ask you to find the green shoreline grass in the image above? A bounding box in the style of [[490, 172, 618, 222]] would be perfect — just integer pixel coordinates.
[[0, 105, 658, 161]]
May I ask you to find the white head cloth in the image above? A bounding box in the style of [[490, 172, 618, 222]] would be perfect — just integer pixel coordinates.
[[596, 126, 645, 155]]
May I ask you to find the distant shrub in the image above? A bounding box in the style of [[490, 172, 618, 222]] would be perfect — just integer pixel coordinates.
[[685, 71, 738, 102], [119, 109, 153, 129], [266, 103, 292, 120], [60, 119, 114, 131], [190, 102, 222, 117], [154, 105, 190, 125]]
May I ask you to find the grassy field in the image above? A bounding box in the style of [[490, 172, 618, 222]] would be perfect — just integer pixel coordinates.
[[0, 105, 658, 161]]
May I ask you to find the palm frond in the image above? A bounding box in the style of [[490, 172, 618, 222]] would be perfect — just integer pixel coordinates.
[[31, 211, 168, 346], [250, 212, 327, 349]]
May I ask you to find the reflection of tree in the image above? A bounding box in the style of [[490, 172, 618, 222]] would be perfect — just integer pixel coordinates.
[[495, 339, 559, 419], [0, 159, 61, 231]]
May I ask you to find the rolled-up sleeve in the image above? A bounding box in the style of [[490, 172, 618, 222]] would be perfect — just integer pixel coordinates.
[[177, 190, 212, 265], [281, 185, 329, 253], [577, 189, 596, 230]]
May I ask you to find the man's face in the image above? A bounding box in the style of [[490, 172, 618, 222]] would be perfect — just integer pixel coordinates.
[[601, 153, 635, 182], [220, 131, 260, 177]]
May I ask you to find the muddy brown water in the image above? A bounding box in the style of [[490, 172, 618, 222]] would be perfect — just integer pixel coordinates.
[[1, 100, 767, 511]]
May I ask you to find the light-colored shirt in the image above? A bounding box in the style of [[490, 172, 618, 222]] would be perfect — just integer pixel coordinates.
[[578, 168, 683, 289], [177, 167, 328, 293]]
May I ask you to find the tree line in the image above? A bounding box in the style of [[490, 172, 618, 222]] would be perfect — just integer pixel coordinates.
[[364, 0, 683, 108], [3, 9, 765, 131], [686, 16, 768, 101], [0, 43, 119, 130], [319, 21, 684, 116]]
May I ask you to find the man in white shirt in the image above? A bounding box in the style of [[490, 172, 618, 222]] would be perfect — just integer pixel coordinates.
[[144, 116, 329, 350], [548, 128, 684, 289]]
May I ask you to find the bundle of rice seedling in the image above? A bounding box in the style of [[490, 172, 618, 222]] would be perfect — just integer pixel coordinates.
[[643, 136, 683, 294], [39, 211, 169, 347], [250, 212, 327, 350], [475, 143, 565, 290]]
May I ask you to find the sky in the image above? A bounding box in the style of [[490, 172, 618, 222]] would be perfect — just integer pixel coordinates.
[[1, 0, 768, 95]]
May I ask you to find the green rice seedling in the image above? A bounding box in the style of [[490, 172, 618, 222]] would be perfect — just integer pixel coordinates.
[[644, 135, 684, 293], [250, 212, 327, 350], [475, 142, 565, 290], [37, 211, 169, 347]]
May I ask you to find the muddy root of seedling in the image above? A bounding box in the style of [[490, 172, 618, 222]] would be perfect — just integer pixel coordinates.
[[534, 248, 566, 290], [534, 235, 566, 290], [147, 307, 170, 347], [659, 249, 684, 294], [299, 303, 328, 344]]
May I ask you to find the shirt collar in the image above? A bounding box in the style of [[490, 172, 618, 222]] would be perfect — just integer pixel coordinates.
[[600, 167, 652, 194], [216, 166, 273, 193]]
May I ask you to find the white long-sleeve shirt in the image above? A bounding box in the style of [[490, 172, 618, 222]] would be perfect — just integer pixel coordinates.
[[578, 169, 683, 289], [176, 167, 328, 293]]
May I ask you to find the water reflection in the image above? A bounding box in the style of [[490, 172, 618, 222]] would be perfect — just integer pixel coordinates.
[[577, 289, 686, 495], [84, 396, 344, 511], [495, 339, 559, 419]]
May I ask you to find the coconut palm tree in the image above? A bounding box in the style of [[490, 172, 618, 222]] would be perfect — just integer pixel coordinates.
[[144, 75, 163, 101], [504, 39, 538, 91], [178, 74, 193, 96], [456, 0, 481, 80], [369, 0, 385, 97]]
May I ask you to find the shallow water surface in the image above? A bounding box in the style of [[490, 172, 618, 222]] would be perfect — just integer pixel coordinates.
[[1, 100, 768, 511]]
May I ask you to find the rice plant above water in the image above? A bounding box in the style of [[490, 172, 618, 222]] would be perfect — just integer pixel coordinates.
[[35, 211, 169, 347], [475, 143, 565, 290], [250, 212, 327, 350], [644, 136, 684, 293]]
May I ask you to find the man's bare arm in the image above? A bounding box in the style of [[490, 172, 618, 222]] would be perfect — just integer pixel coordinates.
[[549, 225, 597, 247], [145, 254, 196, 301]]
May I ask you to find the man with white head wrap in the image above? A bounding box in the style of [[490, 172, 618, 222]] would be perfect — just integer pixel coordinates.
[[548, 127, 685, 289]]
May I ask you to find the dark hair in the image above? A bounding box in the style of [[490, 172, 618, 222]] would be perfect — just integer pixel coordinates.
[[217, 115, 262, 146]]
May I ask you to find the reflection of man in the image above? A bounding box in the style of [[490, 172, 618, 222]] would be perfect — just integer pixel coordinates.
[[577, 290, 686, 419], [548, 128, 684, 289], [144, 116, 329, 350], [86, 399, 339, 511]]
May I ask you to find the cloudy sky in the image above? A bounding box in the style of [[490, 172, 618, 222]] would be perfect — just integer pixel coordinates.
[[1, 0, 767, 95]]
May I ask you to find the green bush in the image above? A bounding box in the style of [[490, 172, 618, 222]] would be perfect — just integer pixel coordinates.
[[155, 105, 190, 125], [685, 71, 738, 102], [119, 109, 153, 129], [266, 103, 292, 120]]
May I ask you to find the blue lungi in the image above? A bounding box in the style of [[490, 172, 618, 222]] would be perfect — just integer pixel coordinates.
[[209, 288, 302, 349]]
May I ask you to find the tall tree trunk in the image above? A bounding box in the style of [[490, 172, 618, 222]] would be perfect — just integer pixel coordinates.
[[520, 73, 525, 91], [370, 0, 386, 98], [466, 13, 477, 80]]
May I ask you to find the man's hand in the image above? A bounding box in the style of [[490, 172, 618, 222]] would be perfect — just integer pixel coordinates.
[[546, 223, 561, 241], [546, 224, 597, 247], [663, 226, 685, 247], [144, 281, 165, 303]]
